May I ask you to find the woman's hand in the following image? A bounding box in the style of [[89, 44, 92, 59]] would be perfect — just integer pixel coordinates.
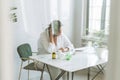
[[59, 47, 69, 52]]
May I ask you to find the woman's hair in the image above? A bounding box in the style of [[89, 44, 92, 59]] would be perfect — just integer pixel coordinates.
[[48, 20, 62, 30]]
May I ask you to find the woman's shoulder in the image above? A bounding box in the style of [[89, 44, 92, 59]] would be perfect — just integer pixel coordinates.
[[39, 30, 48, 39], [59, 33, 68, 39], [40, 30, 47, 35]]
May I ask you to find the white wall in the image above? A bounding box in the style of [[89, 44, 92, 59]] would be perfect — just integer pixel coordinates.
[[106, 0, 120, 80]]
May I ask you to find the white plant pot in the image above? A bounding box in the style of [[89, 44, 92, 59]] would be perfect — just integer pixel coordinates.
[[95, 48, 108, 59]]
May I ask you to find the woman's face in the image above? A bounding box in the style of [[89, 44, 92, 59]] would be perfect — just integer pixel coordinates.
[[53, 27, 62, 37], [49, 26, 62, 37], [58, 27, 62, 36]]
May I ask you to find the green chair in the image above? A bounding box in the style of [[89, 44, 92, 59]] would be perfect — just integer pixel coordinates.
[[17, 43, 52, 80]]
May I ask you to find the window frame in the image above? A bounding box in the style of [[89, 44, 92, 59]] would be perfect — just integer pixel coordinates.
[[83, 0, 109, 36], [81, 0, 110, 47]]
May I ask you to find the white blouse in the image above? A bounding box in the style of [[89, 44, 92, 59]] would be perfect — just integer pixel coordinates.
[[37, 30, 74, 55]]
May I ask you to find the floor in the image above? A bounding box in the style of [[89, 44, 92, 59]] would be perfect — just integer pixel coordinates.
[[28, 68, 105, 80]]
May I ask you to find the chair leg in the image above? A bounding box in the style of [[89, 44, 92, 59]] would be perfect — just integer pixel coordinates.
[[28, 70, 30, 80], [88, 68, 90, 80], [72, 72, 74, 80], [18, 61, 23, 80], [28, 60, 30, 80], [40, 64, 45, 80]]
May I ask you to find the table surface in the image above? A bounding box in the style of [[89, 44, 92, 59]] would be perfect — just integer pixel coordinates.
[[30, 47, 108, 72]]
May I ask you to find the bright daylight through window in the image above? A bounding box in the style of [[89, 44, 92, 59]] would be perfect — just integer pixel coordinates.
[[83, 0, 110, 47]]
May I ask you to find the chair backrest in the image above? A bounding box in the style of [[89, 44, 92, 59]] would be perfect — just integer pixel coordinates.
[[17, 43, 32, 61]]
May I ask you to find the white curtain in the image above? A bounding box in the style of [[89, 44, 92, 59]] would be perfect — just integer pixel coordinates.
[[20, 0, 50, 38], [20, 0, 73, 39]]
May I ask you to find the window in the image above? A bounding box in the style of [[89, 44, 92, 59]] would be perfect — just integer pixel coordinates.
[[81, 0, 110, 47], [85, 0, 110, 35]]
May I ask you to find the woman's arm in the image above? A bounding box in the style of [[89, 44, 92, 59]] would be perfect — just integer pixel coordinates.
[[62, 34, 74, 52]]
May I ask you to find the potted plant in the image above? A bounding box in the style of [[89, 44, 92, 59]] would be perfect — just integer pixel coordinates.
[[92, 30, 107, 48]]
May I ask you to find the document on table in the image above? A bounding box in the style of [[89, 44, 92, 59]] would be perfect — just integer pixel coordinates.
[[75, 47, 96, 54], [74, 47, 88, 51]]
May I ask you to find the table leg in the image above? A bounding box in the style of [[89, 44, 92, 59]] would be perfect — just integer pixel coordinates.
[[67, 72, 69, 80], [99, 64, 105, 74], [55, 70, 66, 80], [92, 65, 105, 80], [88, 68, 90, 80], [67, 72, 74, 80], [72, 72, 74, 80], [97, 65, 104, 74]]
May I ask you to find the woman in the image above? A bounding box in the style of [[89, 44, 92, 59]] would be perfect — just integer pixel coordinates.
[[37, 20, 74, 80], [38, 20, 74, 54]]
